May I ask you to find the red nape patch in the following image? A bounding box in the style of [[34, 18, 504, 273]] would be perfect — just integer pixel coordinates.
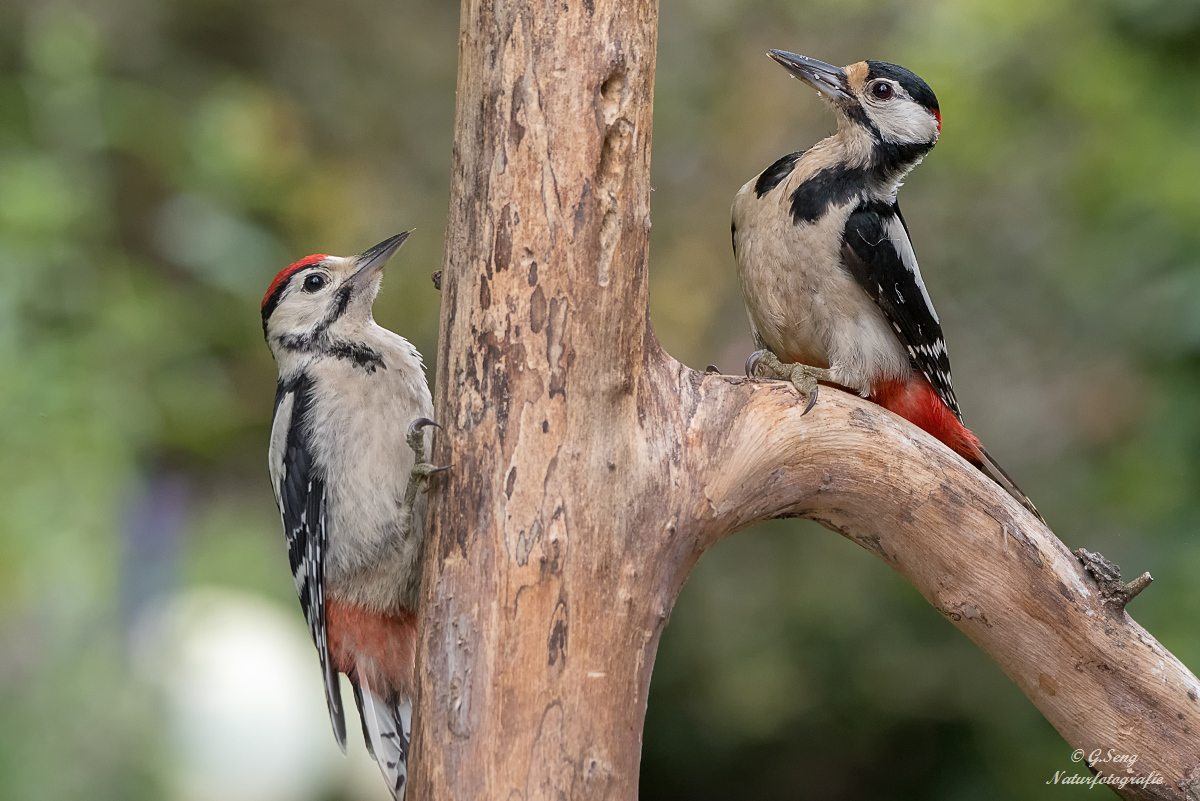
[[932, 108, 942, 133], [326, 600, 418, 698], [871, 375, 982, 465], [261, 254, 329, 308]]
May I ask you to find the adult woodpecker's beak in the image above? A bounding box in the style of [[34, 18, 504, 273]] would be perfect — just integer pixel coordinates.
[[767, 50, 853, 102], [351, 231, 411, 286]]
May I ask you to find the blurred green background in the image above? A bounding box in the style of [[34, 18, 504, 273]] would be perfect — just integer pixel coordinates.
[[1, 0, 1197, 799]]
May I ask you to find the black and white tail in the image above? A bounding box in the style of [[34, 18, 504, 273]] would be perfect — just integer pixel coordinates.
[[977, 446, 1044, 523], [351, 678, 412, 800]]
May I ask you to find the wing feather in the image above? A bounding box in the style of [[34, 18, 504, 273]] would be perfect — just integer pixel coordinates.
[[271, 373, 347, 751], [840, 201, 962, 420]]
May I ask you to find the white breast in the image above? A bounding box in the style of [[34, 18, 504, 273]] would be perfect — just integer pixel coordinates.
[[305, 327, 434, 612], [732, 151, 911, 395]]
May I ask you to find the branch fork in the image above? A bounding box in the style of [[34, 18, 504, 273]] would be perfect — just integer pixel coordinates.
[[414, 1, 1200, 798]]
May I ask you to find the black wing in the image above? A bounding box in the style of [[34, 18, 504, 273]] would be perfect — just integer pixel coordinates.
[[274, 374, 347, 750], [840, 201, 961, 420]]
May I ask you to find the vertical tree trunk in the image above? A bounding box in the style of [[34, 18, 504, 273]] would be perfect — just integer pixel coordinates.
[[413, 0, 668, 797], [411, 1, 1200, 798]]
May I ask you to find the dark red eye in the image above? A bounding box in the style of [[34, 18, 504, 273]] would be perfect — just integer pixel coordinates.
[[871, 81, 894, 100]]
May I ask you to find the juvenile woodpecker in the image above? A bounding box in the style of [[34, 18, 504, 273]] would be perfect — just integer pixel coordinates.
[[263, 232, 439, 799], [732, 51, 1040, 519]]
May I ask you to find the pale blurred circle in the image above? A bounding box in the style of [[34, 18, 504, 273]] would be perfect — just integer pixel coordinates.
[[132, 587, 391, 801]]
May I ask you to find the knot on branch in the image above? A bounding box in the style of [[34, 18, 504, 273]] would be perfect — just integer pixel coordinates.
[[1074, 547, 1153, 611]]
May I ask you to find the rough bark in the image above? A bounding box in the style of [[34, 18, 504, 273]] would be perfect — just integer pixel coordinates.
[[411, 0, 1200, 798]]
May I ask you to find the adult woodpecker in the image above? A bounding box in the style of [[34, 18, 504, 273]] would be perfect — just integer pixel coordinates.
[[732, 51, 1041, 520], [263, 232, 440, 799]]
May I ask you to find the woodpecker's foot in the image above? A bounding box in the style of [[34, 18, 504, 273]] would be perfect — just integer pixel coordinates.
[[746, 350, 832, 415], [402, 418, 450, 512]]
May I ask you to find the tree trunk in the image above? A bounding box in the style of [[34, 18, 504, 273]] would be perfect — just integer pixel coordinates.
[[412, 0, 1200, 798]]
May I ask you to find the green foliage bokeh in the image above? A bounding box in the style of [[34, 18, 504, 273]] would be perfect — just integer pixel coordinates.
[[0, 0, 1196, 799]]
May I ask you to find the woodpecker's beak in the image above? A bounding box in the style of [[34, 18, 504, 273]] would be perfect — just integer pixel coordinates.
[[767, 51, 853, 102], [352, 231, 411, 285]]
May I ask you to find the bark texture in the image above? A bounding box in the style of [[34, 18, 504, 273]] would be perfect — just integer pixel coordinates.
[[412, 0, 1200, 798]]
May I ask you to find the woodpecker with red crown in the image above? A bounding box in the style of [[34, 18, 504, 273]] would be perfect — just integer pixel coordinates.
[[732, 51, 1040, 520], [262, 232, 442, 799]]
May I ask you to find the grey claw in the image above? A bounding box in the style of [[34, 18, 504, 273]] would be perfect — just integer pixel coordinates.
[[745, 352, 761, 377], [408, 417, 440, 436], [430, 464, 452, 475], [706, 364, 721, 375], [801, 383, 819, 416]]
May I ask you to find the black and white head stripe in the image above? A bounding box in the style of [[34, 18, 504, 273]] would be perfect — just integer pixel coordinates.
[[273, 373, 347, 751], [263, 262, 385, 372], [865, 61, 939, 112], [262, 254, 329, 333], [840, 200, 961, 419], [764, 53, 940, 170]]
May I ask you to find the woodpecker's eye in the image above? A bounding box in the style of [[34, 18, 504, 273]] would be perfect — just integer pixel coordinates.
[[871, 81, 894, 100], [303, 274, 327, 293]]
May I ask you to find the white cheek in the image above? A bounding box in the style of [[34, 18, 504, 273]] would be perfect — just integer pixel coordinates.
[[272, 292, 329, 332], [869, 102, 939, 145]]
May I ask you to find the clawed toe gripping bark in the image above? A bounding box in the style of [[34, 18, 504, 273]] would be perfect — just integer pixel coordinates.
[[746, 348, 833, 415], [402, 418, 450, 517]]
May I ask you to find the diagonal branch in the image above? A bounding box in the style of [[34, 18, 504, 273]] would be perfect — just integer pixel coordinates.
[[676, 361, 1200, 800]]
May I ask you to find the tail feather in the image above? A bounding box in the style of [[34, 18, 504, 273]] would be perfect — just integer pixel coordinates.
[[321, 649, 347, 754], [352, 676, 412, 801], [350, 680, 375, 759], [976, 446, 1044, 523]]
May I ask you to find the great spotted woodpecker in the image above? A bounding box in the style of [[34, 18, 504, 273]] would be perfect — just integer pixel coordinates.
[[732, 51, 1041, 520], [263, 232, 441, 799]]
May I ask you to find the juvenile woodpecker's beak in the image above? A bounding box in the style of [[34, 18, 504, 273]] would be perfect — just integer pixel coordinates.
[[352, 231, 411, 286], [767, 50, 853, 102]]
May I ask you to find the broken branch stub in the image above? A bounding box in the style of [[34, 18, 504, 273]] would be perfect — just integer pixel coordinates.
[[1075, 547, 1155, 611]]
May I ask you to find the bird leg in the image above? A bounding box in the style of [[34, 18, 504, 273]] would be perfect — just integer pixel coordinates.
[[746, 349, 832, 416], [402, 418, 450, 515]]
